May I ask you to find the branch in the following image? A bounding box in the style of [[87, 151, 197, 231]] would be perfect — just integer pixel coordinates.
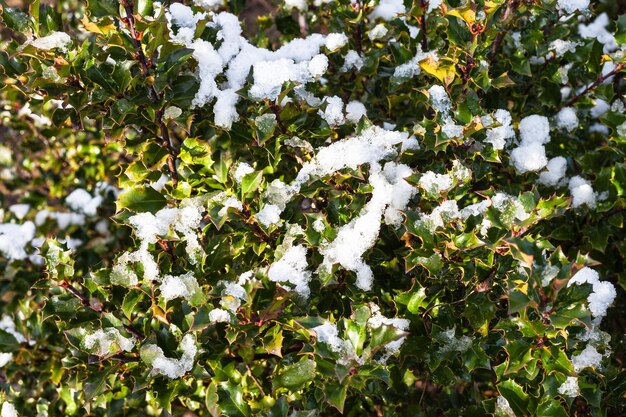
[[419, 0, 429, 50], [119, 0, 179, 187], [565, 62, 626, 107], [59, 281, 145, 341], [488, 0, 520, 65]]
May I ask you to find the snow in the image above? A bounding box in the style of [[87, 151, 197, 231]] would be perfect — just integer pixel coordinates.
[[312, 218, 325, 232], [0, 146, 11, 165], [495, 396, 516, 417], [284, 0, 307, 11], [567, 267, 616, 319], [256, 126, 414, 295], [438, 328, 472, 353], [428, 85, 451, 114], [168, 3, 205, 28], [558, 376, 580, 397], [0, 402, 17, 417], [30, 31, 72, 52], [368, 24, 388, 40], [345, 101, 367, 123], [194, 0, 225, 10], [588, 281, 617, 319], [233, 162, 254, 183], [578, 13, 618, 53], [293, 127, 411, 184], [268, 244, 312, 298], [320, 162, 415, 290], [484, 109, 514, 150], [485, 126, 513, 150], [568, 176, 596, 208], [0, 316, 25, 344], [141, 333, 197, 379], [370, 0, 406, 21], [0, 221, 36, 261], [510, 141, 548, 174], [257, 126, 415, 291], [368, 303, 409, 330], [393, 57, 422, 79], [250, 59, 310, 100], [0, 353, 12, 367], [555, 107, 578, 132], [557, 0, 589, 14], [417, 200, 460, 232], [284, 136, 314, 153], [209, 308, 231, 323], [442, 121, 463, 138], [256, 204, 282, 227], [541, 265, 560, 287], [160, 272, 202, 303], [65, 188, 102, 216], [427, 0, 443, 13], [550, 40, 580, 59], [218, 280, 248, 312], [17, 102, 51, 126], [571, 344, 603, 372], [319, 96, 345, 127], [589, 99, 609, 118], [313, 322, 347, 353], [308, 54, 329, 78], [418, 171, 453, 197], [325, 33, 349, 51], [342, 50, 364, 72], [8, 204, 30, 220], [83, 328, 135, 356], [165, 8, 347, 130], [110, 251, 139, 286], [538, 157, 567, 187], [519, 115, 550, 144], [381, 162, 416, 226], [209, 192, 244, 217], [311, 321, 361, 365], [492, 193, 530, 224]]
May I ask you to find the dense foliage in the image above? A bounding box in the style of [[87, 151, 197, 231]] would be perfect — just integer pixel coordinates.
[[0, 0, 625, 415]]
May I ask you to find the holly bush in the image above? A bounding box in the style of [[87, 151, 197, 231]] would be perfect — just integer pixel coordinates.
[[0, 0, 625, 415]]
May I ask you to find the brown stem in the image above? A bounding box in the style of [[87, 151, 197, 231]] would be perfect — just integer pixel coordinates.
[[59, 281, 145, 340], [488, 0, 520, 65], [419, 0, 428, 50], [119, 0, 179, 186], [565, 62, 626, 107]]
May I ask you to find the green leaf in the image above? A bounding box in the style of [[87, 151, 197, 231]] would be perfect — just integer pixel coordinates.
[[370, 324, 406, 348], [83, 366, 115, 401], [241, 171, 263, 196], [406, 287, 428, 314], [219, 382, 251, 417], [536, 398, 568, 417], [85, 65, 117, 95], [86, 0, 119, 18], [121, 290, 144, 320], [205, 382, 220, 417], [273, 358, 316, 390], [616, 14, 626, 45], [0, 3, 30, 32], [116, 186, 168, 213], [0, 329, 20, 352], [498, 380, 529, 416], [325, 382, 348, 413]]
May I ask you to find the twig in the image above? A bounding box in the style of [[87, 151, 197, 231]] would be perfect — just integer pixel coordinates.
[[59, 281, 145, 340], [419, 0, 428, 50], [565, 62, 626, 107], [488, 0, 520, 65], [119, 0, 179, 186]]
